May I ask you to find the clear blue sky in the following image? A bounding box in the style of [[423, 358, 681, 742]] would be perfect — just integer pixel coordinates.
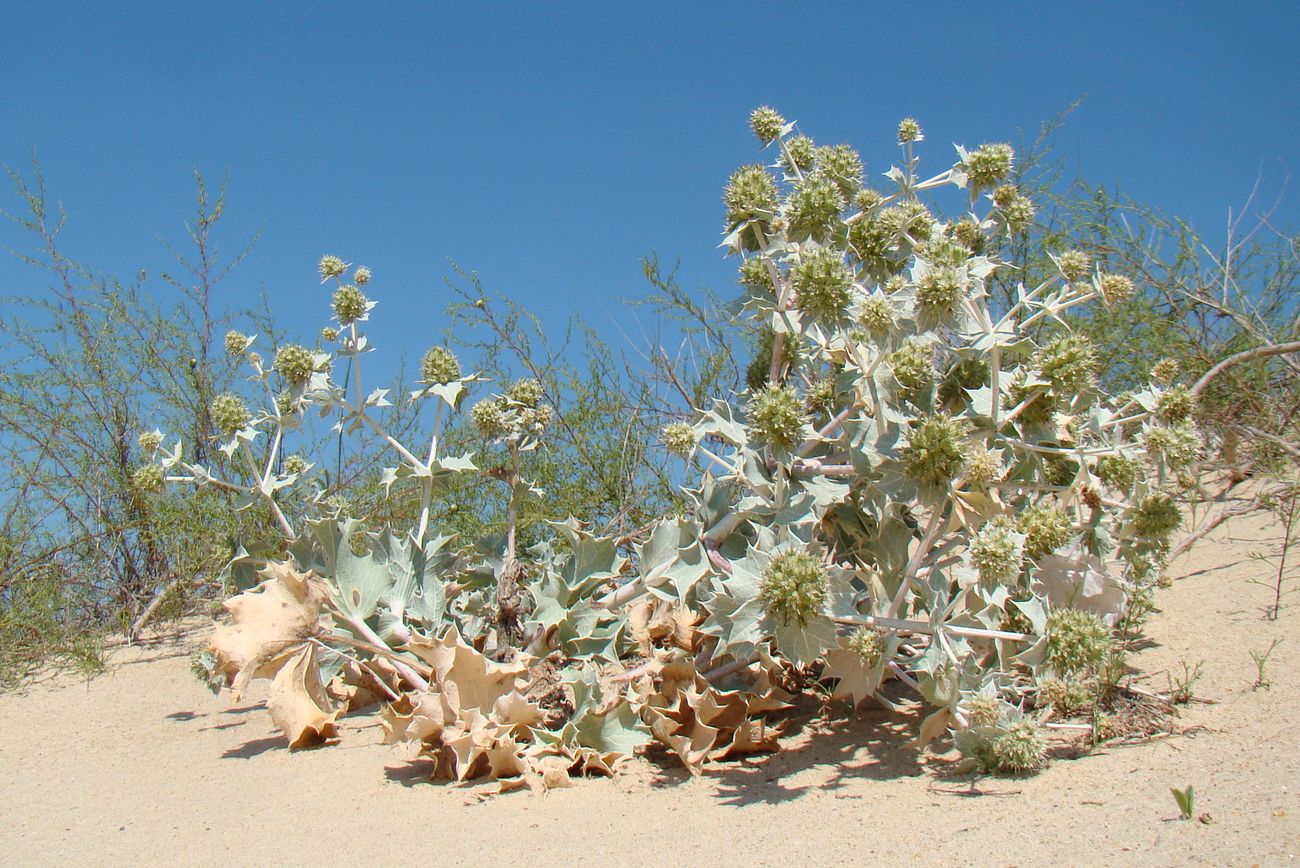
[[3, 2, 1297, 379]]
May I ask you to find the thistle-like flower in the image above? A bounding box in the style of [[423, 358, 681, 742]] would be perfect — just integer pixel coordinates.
[[1057, 250, 1091, 282], [951, 218, 987, 255], [137, 430, 163, 454], [977, 720, 1044, 775], [914, 266, 965, 318], [507, 378, 545, 407], [897, 117, 922, 144], [786, 176, 846, 242], [848, 628, 884, 668], [1156, 386, 1196, 424], [1132, 493, 1182, 542], [739, 257, 774, 292], [420, 346, 461, 385], [854, 188, 884, 213], [1150, 358, 1180, 385], [965, 143, 1014, 191], [283, 454, 308, 476], [663, 422, 697, 457], [1142, 422, 1201, 469], [749, 106, 785, 145], [724, 165, 779, 228], [969, 519, 1025, 583], [964, 448, 1003, 487], [747, 383, 807, 449], [1018, 501, 1073, 560], [889, 340, 933, 402], [760, 550, 828, 627], [780, 135, 816, 173], [902, 413, 969, 486], [805, 377, 837, 414], [1046, 608, 1112, 675], [1095, 453, 1142, 491], [332, 284, 370, 325], [814, 144, 864, 198], [965, 694, 1002, 728], [224, 330, 251, 357], [318, 255, 347, 281], [274, 344, 316, 386], [1035, 334, 1099, 393], [858, 296, 894, 336], [321, 327, 339, 343], [1001, 194, 1036, 233], [471, 397, 508, 439], [211, 393, 250, 436], [131, 463, 164, 493], [792, 248, 853, 320], [1099, 274, 1136, 305], [353, 266, 371, 286]]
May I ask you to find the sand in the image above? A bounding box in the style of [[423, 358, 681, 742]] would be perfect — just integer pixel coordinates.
[[2, 504, 1297, 866]]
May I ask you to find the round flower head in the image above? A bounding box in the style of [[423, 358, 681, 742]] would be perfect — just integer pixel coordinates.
[[353, 266, 371, 286], [1150, 358, 1180, 385], [747, 383, 807, 449], [724, 165, 779, 228], [786, 176, 846, 242], [805, 377, 836, 414], [1099, 274, 1136, 305], [332, 284, 370, 325], [739, 257, 774, 293], [131, 463, 164, 493], [507, 378, 545, 407], [854, 188, 884, 213], [858, 296, 894, 337], [1142, 422, 1201, 469], [224, 330, 251, 357], [1004, 377, 1059, 427], [982, 720, 1044, 775], [897, 117, 922, 144], [951, 218, 987, 255], [420, 346, 461, 385], [274, 344, 316, 386], [1001, 194, 1036, 233], [965, 448, 1003, 487], [1095, 453, 1141, 491], [1035, 333, 1099, 393], [847, 216, 894, 273], [211, 393, 250, 436], [902, 413, 969, 487], [662, 421, 697, 458], [884, 275, 908, 295], [760, 549, 828, 627], [318, 255, 347, 281], [969, 519, 1025, 583], [749, 106, 786, 145], [1037, 676, 1095, 715], [1156, 385, 1196, 424], [848, 628, 884, 668], [1081, 485, 1102, 511], [1057, 250, 1091, 282], [814, 144, 864, 198], [780, 135, 816, 173], [1132, 493, 1182, 542], [283, 454, 308, 476], [471, 396, 509, 439], [964, 143, 1015, 192], [275, 391, 298, 418], [1018, 501, 1073, 560], [1046, 608, 1112, 675], [965, 694, 1001, 728], [914, 266, 965, 318], [992, 184, 1019, 209], [320, 327, 339, 343], [792, 248, 854, 320], [137, 430, 163, 454], [889, 340, 933, 402], [884, 200, 935, 244], [521, 403, 554, 434]]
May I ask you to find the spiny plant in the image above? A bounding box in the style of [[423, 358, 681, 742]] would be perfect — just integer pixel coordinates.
[[161, 107, 1202, 791]]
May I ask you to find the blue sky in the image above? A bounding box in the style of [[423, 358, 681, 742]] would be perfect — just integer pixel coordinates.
[[3, 2, 1297, 380]]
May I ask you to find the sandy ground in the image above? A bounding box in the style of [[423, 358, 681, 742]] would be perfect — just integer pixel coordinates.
[[2, 505, 1298, 867]]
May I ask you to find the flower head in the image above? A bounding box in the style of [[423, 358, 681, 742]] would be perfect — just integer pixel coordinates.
[[897, 117, 922, 144], [965, 143, 1014, 191], [889, 339, 933, 402], [274, 344, 316, 386], [353, 266, 371, 286], [663, 422, 697, 458], [902, 414, 969, 486], [1046, 608, 1112, 675], [1018, 501, 1073, 560], [747, 383, 807, 448], [1099, 274, 1136, 305], [780, 135, 816, 173], [224, 330, 251, 357], [1057, 250, 1091, 282], [786, 176, 846, 242], [420, 346, 461, 385], [318, 255, 347, 281], [332, 284, 370, 324], [211, 393, 250, 436], [1035, 334, 1099, 393], [760, 550, 828, 627], [792, 248, 853, 320], [814, 144, 864, 198], [749, 106, 786, 144], [969, 519, 1025, 583], [848, 628, 884, 668]]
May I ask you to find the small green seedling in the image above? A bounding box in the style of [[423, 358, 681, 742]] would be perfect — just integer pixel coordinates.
[[1171, 785, 1195, 820], [1249, 639, 1282, 690]]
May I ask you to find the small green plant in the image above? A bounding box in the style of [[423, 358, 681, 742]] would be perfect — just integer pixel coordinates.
[[1171, 784, 1195, 820], [1167, 659, 1204, 704], [1249, 639, 1282, 690], [1250, 471, 1299, 620]]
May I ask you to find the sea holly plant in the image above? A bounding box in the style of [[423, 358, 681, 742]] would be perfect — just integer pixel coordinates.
[[155, 107, 1201, 789]]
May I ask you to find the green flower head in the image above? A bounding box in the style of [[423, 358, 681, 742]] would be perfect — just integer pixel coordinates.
[[320, 327, 339, 343], [1156, 386, 1196, 424], [224, 330, 251, 357], [889, 339, 933, 402], [965, 694, 1002, 728], [283, 454, 308, 476], [131, 463, 164, 493], [274, 344, 316, 386], [951, 218, 987, 255], [332, 284, 370, 325], [663, 421, 697, 458], [854, 188, 885, 213], [902, 413, 969, 486], [814, 144, 864, 198], [1018, 501, 1073, 560], [739, 256, 774, 292], [1035, 334, 1099, 393], [137, 430, 163, 454], [981, 720, 1044, 775], [507, 378, 545, 407], [1150, 358, 1180, 385], [749, 106, 786, 144], [965, 448, 1003, 487], [1046, 608, 1112, 676], [780, 135, 816, 173], [1057, 250, 1091, 282], [318, 255, 347, 281], [849, 628, 884, 668], [1142, 422, 1201, 469], [1095, 453, 1142, 491], [792, 248, 854, 320], [897, 117, 922, 144], [724, 165, 779, 227], [914, 266, 965, 318], [211, 392, 250, 436], [786, 176, 846, 242], [747, 383, 807, 449], [471, 396, 508, 439], [420, 346, 461, 385], [1099, 274, 1136, 305], [969, 519, 1025, 583], [353, 266, 371, 286], [965, 143, 1015, 191], [1132, 493, 1182, 542], [858, 296, 894, 336], [760, 549, 828, 627]]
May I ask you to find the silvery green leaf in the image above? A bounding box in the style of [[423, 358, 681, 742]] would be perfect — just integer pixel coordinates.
[[365, 387, 391, 408]]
